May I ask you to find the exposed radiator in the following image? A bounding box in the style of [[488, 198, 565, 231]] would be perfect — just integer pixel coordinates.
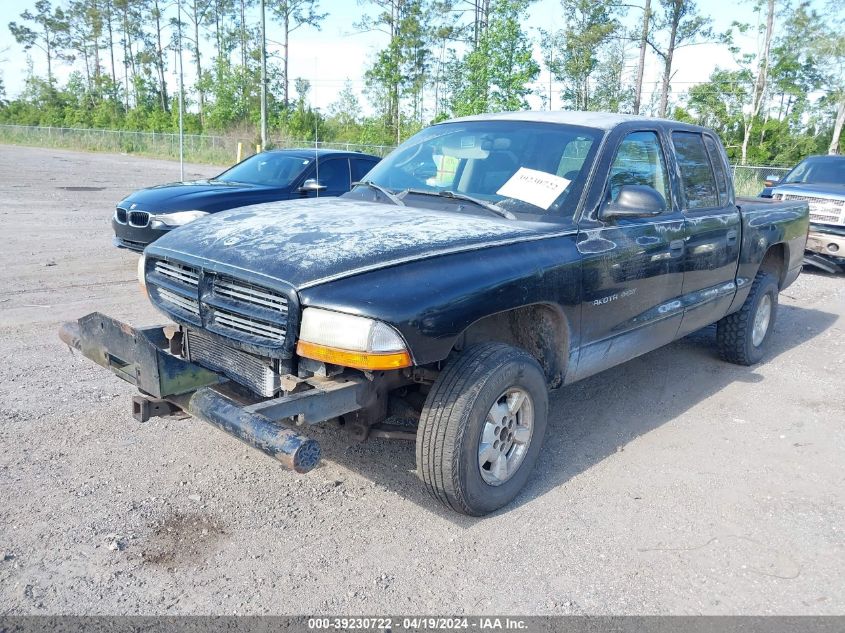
[[185, 329, 280, 397]]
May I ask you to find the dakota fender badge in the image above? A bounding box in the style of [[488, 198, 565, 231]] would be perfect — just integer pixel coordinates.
[[593, 288, 637, 306]]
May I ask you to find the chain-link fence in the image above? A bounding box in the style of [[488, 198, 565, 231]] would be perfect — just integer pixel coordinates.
[[730, 164, 792, 197], [0, 124, 396, 165], [0, 124, 797, 196]]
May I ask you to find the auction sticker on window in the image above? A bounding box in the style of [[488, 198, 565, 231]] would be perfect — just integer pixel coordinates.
[[497, 167, 571, 210]]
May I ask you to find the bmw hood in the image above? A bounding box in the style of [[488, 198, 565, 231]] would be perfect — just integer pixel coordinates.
[[146, 197, 561, 289], [120, 180, 266, 211]]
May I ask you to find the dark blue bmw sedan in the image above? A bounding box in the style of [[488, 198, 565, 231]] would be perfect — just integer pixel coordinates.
[[112, 149, 381, 251]]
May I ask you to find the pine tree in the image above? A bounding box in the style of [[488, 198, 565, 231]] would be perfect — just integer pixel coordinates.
[[648, 0, 712, 117], [447, 0, 538, 116], [268, 0, 327, 108], [8, 0, 72, 86]]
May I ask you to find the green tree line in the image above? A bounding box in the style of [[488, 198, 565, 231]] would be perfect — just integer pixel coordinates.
[[2, 0, 844, 163]]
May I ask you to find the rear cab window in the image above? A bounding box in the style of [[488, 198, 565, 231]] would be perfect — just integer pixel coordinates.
[[671, 132, 720, 210], [703, 135, 731, 206]]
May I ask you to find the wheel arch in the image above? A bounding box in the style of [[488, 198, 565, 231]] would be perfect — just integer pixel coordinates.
[[758, 242, 788, 289], [452, 302, 571, 389]]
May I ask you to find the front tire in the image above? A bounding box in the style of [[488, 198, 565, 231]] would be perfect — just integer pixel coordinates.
[[416, 343, 549, 516], [716, 271, 779, 365]]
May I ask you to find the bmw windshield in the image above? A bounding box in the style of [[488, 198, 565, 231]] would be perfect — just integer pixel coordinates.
[[216, 153, 312, 186], [359, 120, 602, 218]]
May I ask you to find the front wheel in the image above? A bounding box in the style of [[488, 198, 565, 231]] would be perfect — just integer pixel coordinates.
[[716, 271, 779, 366], [416, 343, 549, 516]]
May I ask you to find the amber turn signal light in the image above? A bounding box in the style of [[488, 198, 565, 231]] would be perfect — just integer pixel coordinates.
[[296, 340, 412, 371]]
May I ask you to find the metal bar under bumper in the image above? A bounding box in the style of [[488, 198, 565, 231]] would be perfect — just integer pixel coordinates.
[[163, 378, 365, 472], [165, 378, 367, 472], [803, 252, 844, 274], [168, 388, 322, 473], [243, 378, 366, 424]]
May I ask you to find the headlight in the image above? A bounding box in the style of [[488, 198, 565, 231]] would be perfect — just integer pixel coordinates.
[[296, 307, 412, 371], [150, 210, 209, 228], [137, 252, 147, 294]]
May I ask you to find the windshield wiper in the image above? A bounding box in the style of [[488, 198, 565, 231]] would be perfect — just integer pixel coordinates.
[[399, 188, 516, 220], [355, 181, 405, 206]]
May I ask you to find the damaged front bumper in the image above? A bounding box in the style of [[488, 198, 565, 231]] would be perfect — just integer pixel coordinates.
[[59, 313, 368, 472], [804, 224, 845, 273]]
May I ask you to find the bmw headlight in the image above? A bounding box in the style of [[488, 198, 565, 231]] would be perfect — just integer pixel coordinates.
[[150, 210, 209, 229], [296, 307, 412, 371]]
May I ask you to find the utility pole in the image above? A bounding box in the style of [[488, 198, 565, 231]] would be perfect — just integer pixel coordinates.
[[259, 0, 268, 150], [633, 0, 651, 115], [177, 0, 185, 180]]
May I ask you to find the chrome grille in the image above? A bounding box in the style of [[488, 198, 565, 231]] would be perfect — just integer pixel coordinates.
[[145, 256, 290, 352], [778, 194, 845, 226], [212, 308, 286, 342], [158, 288, 200, 316], [115, 207, 127, 223], [129, 211, 150, 227], [214, 275, 288, 313], [186, 329, 279, 397], [154, 260, 200, 287]]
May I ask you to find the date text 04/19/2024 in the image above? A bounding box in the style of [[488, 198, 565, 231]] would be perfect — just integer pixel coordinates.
[[306, 617, 529, 631]]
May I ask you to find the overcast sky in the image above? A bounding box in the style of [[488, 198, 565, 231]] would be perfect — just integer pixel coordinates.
[[0, 0, 822, 113]]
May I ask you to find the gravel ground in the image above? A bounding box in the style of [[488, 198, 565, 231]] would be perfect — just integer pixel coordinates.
[[0, 145, 843, 616]]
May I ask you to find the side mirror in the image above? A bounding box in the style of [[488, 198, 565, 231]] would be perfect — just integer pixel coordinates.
[[763, 174, 781, 187], [299, 178, 327, 192], [600, 185, 667, 221]]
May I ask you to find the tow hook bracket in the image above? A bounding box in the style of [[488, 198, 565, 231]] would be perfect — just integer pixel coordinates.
[[132, 395, 180, 423]]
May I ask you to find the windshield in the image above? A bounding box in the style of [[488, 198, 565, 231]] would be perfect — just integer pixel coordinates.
[[217, 153, 312, 186], [781, 156, 845, 185], [362, 120, 602, 217]]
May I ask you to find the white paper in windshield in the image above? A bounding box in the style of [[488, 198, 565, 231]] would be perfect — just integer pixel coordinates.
[[496, 167, 571, 211]]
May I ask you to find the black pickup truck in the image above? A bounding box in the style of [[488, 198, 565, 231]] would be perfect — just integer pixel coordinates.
[[61, 112, 809, 516]]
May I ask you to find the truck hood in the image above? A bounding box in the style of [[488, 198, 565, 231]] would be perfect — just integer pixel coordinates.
[[146, 197, 562, 288], [773, 182, 845, 201]]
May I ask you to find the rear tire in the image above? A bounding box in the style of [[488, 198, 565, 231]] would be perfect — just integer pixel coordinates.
[[416, 343, 548, 516], [716, 271, 779, 366]]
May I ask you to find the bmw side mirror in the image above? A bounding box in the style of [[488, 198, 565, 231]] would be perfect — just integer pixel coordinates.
[[600, 185, 667, 221], [763, 174, 781, 187], [299, 178, 327, 192]]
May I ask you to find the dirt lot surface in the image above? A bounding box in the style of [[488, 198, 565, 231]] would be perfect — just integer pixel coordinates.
[[1, 145, 844, 616]]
